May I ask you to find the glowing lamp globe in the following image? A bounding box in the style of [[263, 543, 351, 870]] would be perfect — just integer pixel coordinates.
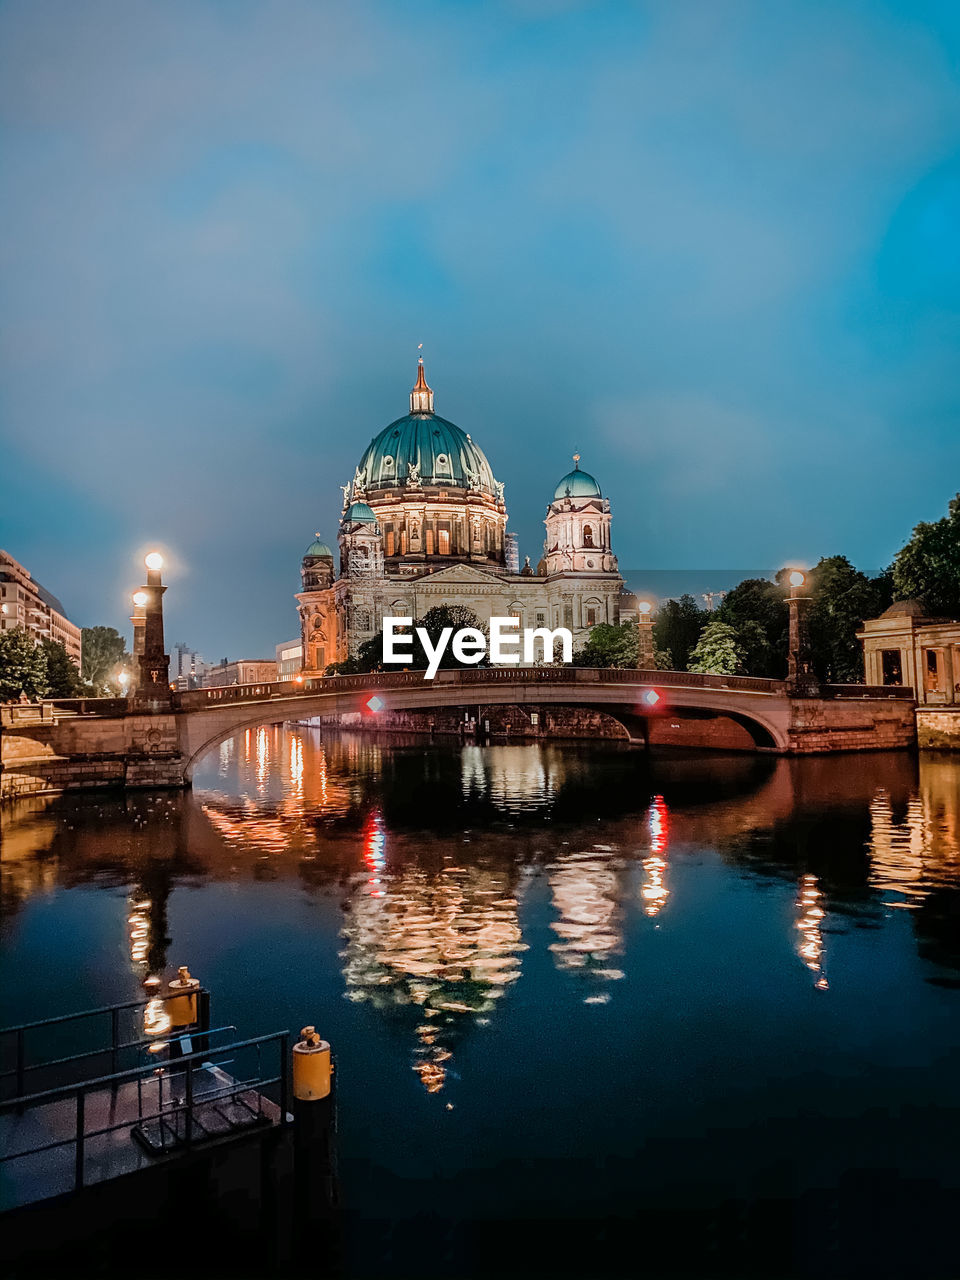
[[145, 552, 164, 571], [788, 570, 805, 588], [133, 591, 149, 607], [638, 600, 653, 616]]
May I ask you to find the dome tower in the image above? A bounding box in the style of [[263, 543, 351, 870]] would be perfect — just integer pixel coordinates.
[[542, 456, 617, 577], [344, 359, 507, 570]]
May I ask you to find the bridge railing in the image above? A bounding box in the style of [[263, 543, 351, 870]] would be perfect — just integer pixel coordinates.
[[820, 683, 915, 700]]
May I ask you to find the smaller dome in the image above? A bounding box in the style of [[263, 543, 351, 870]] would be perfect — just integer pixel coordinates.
[[343, 501, 377, 524], [553, 460, 601, 500], [304, 536, 333, 558], [881, 599, 925, 618]]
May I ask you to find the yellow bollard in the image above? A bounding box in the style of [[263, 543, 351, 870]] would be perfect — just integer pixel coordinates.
[[292, 1026, 332, 1100], [165, 965, 200, 1028]]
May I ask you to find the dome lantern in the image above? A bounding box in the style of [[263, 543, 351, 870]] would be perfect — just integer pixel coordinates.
[[410, 358, 434, 415]]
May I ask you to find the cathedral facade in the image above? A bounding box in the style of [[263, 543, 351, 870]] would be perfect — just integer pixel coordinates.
[[295, 360, 629, 673]]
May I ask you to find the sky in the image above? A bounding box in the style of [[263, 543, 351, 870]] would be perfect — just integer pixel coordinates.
[[1, 0, 959, 658]]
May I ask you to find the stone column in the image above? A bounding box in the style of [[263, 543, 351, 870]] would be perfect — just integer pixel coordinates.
[[787, 574, 819, 697], [135, 556, 171, 709]]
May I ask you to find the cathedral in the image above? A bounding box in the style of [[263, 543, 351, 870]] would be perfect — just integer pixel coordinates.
[[295, 359, 630, 672]]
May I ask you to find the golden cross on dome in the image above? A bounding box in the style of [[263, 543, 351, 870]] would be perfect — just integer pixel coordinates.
[[572, 453, 581, 467]]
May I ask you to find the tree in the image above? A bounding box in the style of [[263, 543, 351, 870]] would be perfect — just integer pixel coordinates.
[[891, 493, 960, 618], [652, 595, 707, 671], [0, 628, 49, 701], [687, 621, 744, 675], [572, 622, 639, 668], [806, 555, 886, 683], [716, 578, 788, 677], [40, 638, 84, 696], [80, 626, 127, 694]]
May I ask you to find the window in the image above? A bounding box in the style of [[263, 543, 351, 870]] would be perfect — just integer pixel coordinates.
[[438, 529, 450, 555], [585, 607, 597, 626], [386, 531, 396, 557], [425, 528, 435, 554], [536, 611, 545, 625], [925, 649, 941, 691], [881, 649, 903, 686], [401, 529, 408, 554], [583, 524, 595, 547]]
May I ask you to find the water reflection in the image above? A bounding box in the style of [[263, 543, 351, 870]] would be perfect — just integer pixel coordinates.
[[341, 844, 526, 1092]]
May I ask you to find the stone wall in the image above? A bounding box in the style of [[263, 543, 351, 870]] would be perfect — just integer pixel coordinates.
[[787, 698, 917, 753], [916, 708, 960, 750]]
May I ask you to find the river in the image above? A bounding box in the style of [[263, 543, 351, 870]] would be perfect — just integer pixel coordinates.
[[3, 730, 960, 1278]]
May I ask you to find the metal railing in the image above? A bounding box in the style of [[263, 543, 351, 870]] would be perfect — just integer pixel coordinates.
[[0, 989, 211, 1102], [0, 1031, 290, 1199]]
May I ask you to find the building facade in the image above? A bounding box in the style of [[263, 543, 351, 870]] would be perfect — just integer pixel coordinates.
[[203, 659, 278, 688], [0, 549, 82, 666], [276, 639, 304, 681], [295, 361, 627, 673], [858, 600, 960, 705]]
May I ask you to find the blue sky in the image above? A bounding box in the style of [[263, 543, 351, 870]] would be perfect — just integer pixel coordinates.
[[1, 0, 959, 657]]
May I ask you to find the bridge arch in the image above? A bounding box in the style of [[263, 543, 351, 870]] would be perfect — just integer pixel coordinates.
[[176, 669, 792, 778]]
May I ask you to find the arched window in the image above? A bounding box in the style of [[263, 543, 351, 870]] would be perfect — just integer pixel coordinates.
[[438, 528, 450, 555], [583, 524, 595, 547]]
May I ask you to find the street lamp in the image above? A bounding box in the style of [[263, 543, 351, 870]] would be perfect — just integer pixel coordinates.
[[785, 567, 818, 695], [636, 600, 656, 669], [135, 552, 171, 708]]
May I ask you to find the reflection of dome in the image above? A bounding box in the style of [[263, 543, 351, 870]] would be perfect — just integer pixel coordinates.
[[303, 537, 333, 558], [354, 361, 497, 496], [343, 501, 377, 524], [553, 460, 601, 500]]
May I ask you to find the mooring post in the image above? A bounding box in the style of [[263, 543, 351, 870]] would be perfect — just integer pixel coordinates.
[[292, 1026, 339, 1256]]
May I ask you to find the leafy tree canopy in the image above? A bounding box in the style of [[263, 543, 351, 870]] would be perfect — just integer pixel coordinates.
[[891, 493, 960, 618], [652, 595, 707, 671], [40, 638, 84, 697], [806, 555, 888, 683], [716, 578, 788, 677], [572, 621, 639, 668], [0, 628, 49, 701], [81, 626, 127, 694], [687, 621, 744, 676]]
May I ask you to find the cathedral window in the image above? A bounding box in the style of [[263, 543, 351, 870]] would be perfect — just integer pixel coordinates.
[[386, 530, 396, 556], [585, 607, 597, 626], [583, 524, 595, 547], [401, 528, 408, 554], [426, 528, 435, 554], [438, 528, 450, 555], [536, 611, 545, 625]]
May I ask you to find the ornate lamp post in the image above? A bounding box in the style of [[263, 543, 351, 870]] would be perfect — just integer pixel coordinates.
[[130, 589, 148, 693], [134, 552, 171, 709], [637, 600, 656, 669], [786, 570, 819, 697]]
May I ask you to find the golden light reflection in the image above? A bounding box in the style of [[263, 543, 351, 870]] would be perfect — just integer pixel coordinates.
[[143, 995, 171, 1038], [640, 794, 670, 918], [341, 857, 527, 1092], [548, 850, 626, 1002], [255, 727, 269, 790], [795, 873, 828, 989], [866, 763, 960, 909], [289, 734, 304, 798]]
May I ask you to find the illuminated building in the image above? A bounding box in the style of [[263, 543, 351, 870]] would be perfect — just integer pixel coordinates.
[[0, 548, 82, 666], [296, 360, 625, 670]]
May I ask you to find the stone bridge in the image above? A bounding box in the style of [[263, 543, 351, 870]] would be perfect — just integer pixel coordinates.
[[1, 667, 917, 801]]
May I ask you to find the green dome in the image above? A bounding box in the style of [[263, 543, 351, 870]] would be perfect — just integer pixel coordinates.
[[553, 465, 601, 500], [343, 501, 377, 524], [356, 413, 497, 495], [304, 538, 333, 558]]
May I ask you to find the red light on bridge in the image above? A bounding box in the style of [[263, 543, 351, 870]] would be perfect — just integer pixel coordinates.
[[366, 695, 385, 714], [642, 689, 661, 706]]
